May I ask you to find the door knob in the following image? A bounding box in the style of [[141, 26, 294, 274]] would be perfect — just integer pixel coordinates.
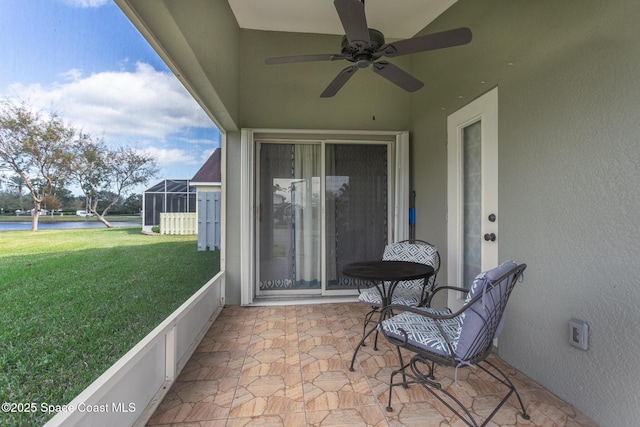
[[484, 233, 496, 242]]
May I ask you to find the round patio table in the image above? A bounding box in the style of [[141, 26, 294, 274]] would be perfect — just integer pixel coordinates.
[[343, 260, 434, 371]]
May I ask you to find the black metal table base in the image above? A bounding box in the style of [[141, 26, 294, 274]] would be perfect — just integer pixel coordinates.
[[342, 260, 434, 372]]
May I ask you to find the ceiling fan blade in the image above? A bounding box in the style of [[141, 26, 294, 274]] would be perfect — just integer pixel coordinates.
[[265, 54, 345, 65], [378, 27, 472, 58], [372, 61, 424, 92], [334, 0, 370, 48], [321, 65, 358, 98]]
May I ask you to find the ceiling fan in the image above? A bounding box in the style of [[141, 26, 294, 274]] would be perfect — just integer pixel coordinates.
[[264, 0, 472, 98]]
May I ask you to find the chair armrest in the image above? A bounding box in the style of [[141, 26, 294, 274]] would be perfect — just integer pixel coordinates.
[[431, 285, 468, 295], [425, 285, 469, 307], [379, 303, 459, 321], [383, 289, 483, 321]]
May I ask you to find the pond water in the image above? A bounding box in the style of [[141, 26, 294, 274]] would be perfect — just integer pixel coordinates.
[[0, 221, 141, 231]]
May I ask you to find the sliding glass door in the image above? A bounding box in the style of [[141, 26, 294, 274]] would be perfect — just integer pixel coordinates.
[[325, 144, 388, 291], [256, 140, 391, 297], [258, 143, 322, 293]]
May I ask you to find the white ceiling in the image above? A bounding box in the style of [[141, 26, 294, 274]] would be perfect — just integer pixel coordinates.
[[228, 0, 457, 40]]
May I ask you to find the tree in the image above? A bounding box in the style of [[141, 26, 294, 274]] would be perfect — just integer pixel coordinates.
[[0, 190, 21, 214], [42, 193, 62, 215], [51, 185, 76, 210], [70, 138, 157, 227], [0, 100, 76, 230], [6, 175, 27, 210], [122, 193, 142, 215]]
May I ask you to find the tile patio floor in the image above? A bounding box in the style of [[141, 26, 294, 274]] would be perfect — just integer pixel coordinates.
[[147, 302, 598, 426]]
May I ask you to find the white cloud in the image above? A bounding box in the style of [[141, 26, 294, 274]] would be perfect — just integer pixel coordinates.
[[6, 62, 214, 142], [3, 62, 219, 185], [135, 147, 201, 167], [60, 0, 111, 8], [59, 68, 84, 82]]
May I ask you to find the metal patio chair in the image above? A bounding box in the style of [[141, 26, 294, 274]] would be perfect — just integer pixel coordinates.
[[379, 261, 529, 427], [356, 239, 440, 350]]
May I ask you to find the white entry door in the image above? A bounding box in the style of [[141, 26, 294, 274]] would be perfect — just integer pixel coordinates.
[[447, 87, 499, 310]]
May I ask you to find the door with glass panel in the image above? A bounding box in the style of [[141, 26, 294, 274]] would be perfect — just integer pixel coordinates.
[[256, 141, 390, 296], [325, 143, 389, 292], [447, 88, 499, 311]]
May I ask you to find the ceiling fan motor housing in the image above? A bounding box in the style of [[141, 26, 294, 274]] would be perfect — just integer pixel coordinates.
[[341, 28, 385, 66]]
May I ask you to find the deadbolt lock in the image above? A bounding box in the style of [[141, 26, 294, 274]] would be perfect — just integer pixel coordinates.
[[484, 233, 496, 242]]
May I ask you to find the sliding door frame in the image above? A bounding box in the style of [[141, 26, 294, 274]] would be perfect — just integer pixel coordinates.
[[241, 128, 409, 305], [254, 139, 324, 298]]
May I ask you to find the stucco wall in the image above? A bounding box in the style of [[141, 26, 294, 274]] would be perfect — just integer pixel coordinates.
[[410, 1, 640, 426], [224, 131, 243, 305]]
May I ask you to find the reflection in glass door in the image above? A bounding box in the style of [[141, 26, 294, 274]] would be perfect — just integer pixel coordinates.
[[257, 141, 389, 296], [258, 143, 321, 293]]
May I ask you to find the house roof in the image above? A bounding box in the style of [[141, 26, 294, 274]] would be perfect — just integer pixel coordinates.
[[191, 148, 221, 184], [145, 179, 195, 193]]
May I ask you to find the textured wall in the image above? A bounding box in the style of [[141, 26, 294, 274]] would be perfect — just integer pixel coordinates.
[[238, 29, 411, 131], [409, 1, 640, 425], [224, 131, 243, 305], [162, 0, 242, 130]]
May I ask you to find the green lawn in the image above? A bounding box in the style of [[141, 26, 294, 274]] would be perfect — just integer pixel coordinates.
[[0, 214, 141, 223], [0, 227, 220, 426]]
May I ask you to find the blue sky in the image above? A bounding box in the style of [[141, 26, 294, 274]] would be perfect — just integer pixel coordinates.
[[0, 0, 220, 191]]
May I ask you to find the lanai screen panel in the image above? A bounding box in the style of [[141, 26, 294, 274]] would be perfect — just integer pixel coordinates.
[[143, 179, 196, 227]]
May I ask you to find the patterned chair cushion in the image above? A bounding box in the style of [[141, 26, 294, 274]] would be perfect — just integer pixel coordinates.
[[382, 242, 439, 291], [381, 261, 519, 361], [464, 260, 517, 304], [358, 286, 422, 308], [380, 307, 461, 357], [456, 261, 518, 359]]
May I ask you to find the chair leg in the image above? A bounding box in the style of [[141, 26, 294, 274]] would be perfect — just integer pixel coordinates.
[[351, 305, 388, 371], [386, 354, 435, 412], [361, 306, 379, 348], [349, 319, 379, 371], [387, 355, 529, 427], [386, 358, 416, 412], [373, 328, 380, 350], [477, 359, 530, 422], [394, 345, 408, 387], [408, 356, 479, 426]]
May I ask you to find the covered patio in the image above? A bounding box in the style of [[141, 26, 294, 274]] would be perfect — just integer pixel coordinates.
[[147, 302, 597, 426], [111, 1, 640, 426]]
